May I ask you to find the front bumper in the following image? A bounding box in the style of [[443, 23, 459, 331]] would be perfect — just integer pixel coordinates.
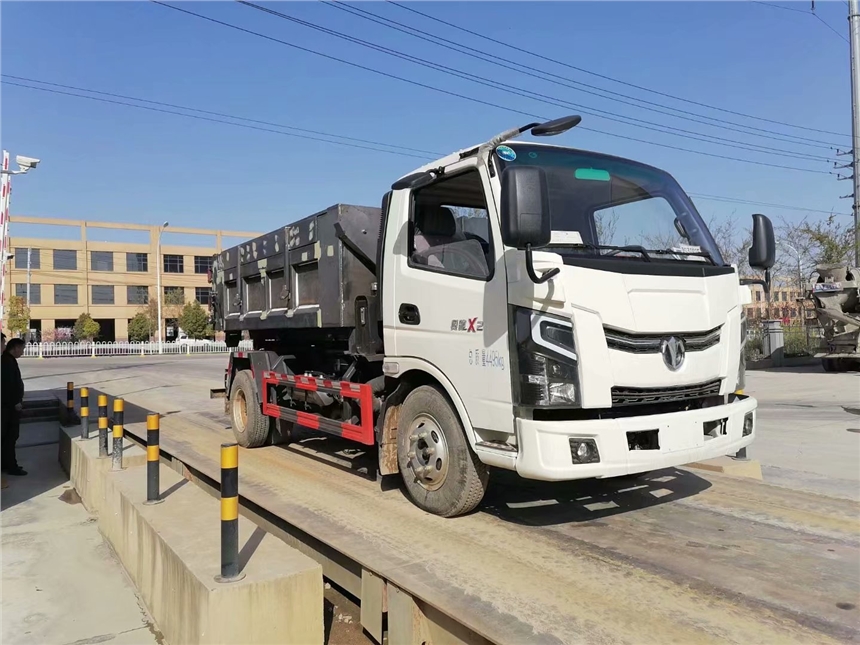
[[515, 396, 756, 481]]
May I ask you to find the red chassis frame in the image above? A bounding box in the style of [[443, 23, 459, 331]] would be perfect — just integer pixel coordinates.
[[260, 371, 375, 446]]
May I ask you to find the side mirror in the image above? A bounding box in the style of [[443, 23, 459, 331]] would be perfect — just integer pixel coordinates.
[[500, 166, 557, 284], [740, 213, 776, 296], [748, 213, 775, 271]]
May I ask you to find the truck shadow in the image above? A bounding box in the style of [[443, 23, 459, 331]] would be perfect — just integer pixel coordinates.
[[74, 390, 715, 527], [480, 467, 712, 526]]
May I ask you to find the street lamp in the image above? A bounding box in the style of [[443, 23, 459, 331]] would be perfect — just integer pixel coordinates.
[[156, 221, 169, 354]]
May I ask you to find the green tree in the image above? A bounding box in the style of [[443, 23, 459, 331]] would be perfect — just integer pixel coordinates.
[[73, 313, 100, 341], [128, 312, 152, 342], [178, 300, 212, 339], [798, 214, 858, 267], [139, 287, 185, 338], [6, 295, 30, 337]]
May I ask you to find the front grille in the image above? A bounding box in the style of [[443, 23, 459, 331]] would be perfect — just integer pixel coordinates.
[[604, 326, 722, 354], [611, 380, 721, 407]]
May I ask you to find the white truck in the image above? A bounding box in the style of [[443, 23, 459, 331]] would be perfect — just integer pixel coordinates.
[[211, 115, 776, 517]]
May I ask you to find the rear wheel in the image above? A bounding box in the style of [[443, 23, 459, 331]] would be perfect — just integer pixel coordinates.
[[230, 370, 271, 448], [397, 385, 489, 517]]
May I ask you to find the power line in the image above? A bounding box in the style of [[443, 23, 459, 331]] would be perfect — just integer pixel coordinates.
[[202, 0, 833, 175], [5, 76, 843, 220], [751, 2, 811, 15], [813, 12, 850, 43], [325, 0, 845, 150], [245, 0, 834, 160], [689, 192, 850, 215], [1, 74, 438, 157], [1, 80, 438, 160], [753, 1, 849, 44], [388, 0, 849, 140]]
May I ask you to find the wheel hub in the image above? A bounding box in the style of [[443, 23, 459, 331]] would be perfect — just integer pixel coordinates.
[[234, 389, 248, 434], [406, 415, 449, 491]]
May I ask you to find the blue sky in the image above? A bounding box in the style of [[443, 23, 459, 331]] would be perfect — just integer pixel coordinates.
[[0, 1, 852, 246]]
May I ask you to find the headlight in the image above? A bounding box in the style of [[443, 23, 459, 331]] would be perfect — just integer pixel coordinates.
[[513, 308, 580, 407]]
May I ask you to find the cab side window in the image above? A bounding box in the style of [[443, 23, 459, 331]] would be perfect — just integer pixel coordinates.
[[408, 171, 493, 280]]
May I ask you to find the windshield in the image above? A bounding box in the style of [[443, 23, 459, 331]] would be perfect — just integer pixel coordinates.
[[495, 144, 725, 265]]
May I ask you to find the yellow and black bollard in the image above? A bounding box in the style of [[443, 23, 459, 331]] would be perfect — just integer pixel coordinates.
[[216, 442, 244, 582], [144, 413, 163, 505], [80, 387, 90, 440], [112, 398, 124, 471], [66, 381, 74, 412], [97, 394, 109, 458]]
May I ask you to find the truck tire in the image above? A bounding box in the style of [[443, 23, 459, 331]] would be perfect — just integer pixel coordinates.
[[230, 370, 271, 448], [397, 385, 489, 517]]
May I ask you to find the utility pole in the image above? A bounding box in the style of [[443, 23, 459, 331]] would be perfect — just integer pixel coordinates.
[[850, 0, 860, 266]]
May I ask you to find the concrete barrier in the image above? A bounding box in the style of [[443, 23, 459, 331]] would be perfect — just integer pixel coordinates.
[[100, 464, 324, 645], [58, 424, 148, 514]]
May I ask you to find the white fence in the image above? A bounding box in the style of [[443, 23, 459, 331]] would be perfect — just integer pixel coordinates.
[[22, 340, 254, 358]]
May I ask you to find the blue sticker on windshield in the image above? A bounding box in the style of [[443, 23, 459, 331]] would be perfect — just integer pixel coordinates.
[[496, 145, 516, 161]]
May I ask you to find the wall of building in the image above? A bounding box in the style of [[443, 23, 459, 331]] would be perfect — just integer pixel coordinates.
[[743, 284, 816, 324], [3, 216, 258, 341]]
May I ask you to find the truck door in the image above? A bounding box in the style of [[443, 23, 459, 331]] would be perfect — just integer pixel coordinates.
[[390, 161, 513, 436]]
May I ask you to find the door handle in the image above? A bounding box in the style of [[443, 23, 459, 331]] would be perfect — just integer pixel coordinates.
[[399, 303, 421, 325]]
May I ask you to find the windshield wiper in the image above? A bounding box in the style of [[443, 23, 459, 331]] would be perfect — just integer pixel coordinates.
[[650, 248, 717, 265], [600, 245, 652, 261]]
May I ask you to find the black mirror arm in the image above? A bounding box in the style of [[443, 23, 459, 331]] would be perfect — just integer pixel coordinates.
[[740, 268, 772, 296], [525, 245, 560, 284]]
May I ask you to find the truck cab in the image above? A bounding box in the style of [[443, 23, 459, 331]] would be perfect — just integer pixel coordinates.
[[214, 115, 776, 517]]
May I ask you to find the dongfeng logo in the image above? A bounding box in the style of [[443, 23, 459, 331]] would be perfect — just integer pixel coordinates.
[[660, 336, 686, 370]]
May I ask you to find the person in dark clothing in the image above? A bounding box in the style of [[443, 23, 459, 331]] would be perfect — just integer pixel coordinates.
[[2, 337, 27, 475]]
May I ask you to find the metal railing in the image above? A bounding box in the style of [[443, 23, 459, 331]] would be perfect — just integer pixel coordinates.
[[745, 324, 822, 361], [22, 340, 254, 358]]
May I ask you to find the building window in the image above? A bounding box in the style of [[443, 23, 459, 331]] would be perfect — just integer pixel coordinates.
[[54, 284, 78, 305], [92, 285, 115, 305], [91, 251, 114, 272], [195, 287, 212, 306], [164, 286, 185, 303], [163, 254, 184, 273], [14, 248, 40, 269], [14, 283, 41, 305], [53, 250, 77, 271], [127, 286, 149, 305], [194, 255, 213, 275], [755, 291, 761, 302], [126, 252, 148, 272]]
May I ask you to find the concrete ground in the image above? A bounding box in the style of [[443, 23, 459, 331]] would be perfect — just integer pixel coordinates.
[[745, 364, 860, 500], [19, 354, 860, 498], [1, 428, 161, 645], [9, 355, 860, 643]]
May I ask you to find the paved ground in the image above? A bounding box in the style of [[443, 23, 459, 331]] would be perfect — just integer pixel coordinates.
[[19, 354, 860, 497], [10, 355, 860, 644], [744, 365, 860, 500], [1, 434, 161, 645]]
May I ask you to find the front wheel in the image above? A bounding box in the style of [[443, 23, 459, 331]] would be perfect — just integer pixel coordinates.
[[397, 385, 489, 517]]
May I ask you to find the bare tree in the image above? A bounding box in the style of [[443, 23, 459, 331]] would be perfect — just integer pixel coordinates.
[[594, 210, 620, 245]]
